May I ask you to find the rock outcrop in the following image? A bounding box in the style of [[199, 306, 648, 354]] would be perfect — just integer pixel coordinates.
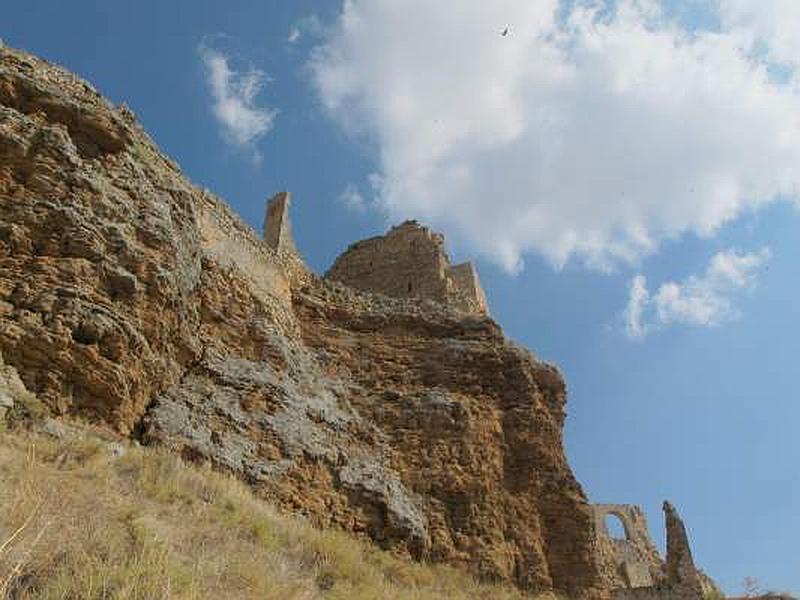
[[0, 45, 714, 599]]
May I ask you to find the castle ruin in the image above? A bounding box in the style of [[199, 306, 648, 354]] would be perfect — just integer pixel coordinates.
[[594, 503, 663, 589], [262, 194, 489, 315], [325, 220, 488, 315], [595, 501, 718, 599], [264, 191, 297, 256], [261, 194, 720, 598]]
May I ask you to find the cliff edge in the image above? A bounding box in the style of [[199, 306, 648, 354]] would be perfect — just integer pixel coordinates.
[[0, 45, 647, 598]]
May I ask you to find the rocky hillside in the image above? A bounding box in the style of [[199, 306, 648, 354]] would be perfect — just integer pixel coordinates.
[[0, 429, 562, 599], [0, 46, 608, 598]]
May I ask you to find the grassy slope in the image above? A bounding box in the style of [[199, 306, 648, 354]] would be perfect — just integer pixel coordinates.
[[0, 430, 559, 600]]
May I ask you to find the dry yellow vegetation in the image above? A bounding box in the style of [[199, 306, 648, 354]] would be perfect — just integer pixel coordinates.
[[0, 430, 560, 600]]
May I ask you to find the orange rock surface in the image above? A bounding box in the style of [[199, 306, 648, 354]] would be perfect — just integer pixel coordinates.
[[0, 45, 610, 598]]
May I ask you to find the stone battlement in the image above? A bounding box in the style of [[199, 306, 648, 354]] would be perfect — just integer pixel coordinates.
[[324, 220, 488, 315], [261, 195, 489, 315]]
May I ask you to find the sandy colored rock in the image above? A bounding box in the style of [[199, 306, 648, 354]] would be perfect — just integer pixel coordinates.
[[0, 45, 617, 597]]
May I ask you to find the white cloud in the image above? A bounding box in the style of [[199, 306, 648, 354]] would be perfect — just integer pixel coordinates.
[[339, 183, 367, 212], [288, 16, 324, 46], [718, 0, 800, 70], [624, 274, 651, 339], [310, 1, 800, 272], [199, 44, 277, 160], [624, 248, 770, 339]]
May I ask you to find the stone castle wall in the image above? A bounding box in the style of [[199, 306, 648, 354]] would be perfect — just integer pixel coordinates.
[[448, 261, 489, 314], [264, 191, 296, 256], [325, 221, 488, 315], [261, 192, 312, 286], [599, 502, 714, 600], [218, 192, 485, 316], [594, 504, 663, 589]]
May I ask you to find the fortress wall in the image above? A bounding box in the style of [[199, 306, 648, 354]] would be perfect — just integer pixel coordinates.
[[325, 221, 488, 315], [197, 190, 296, 330], [264, 191, 297, 255], [599, 502, 713, 600], [593, 504, 663, 589], [262, 192, 313, 286], [326, 221, 452, 301], [447, 262, 488, 315]]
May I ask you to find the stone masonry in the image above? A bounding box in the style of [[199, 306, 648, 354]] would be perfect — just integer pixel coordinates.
[[325, 220, 488, 315], [663, 501, 706, 597], [262, 191, 311, 285], [264, 191, 296, 256], [603, 501, 719, 600], [593, 504, 663, 589]]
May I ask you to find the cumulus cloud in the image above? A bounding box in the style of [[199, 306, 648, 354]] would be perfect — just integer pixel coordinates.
[[339, 183, 367, 212], [288, 28, 302, 44], [624, 248, 770, 339], [310, 0, 800, 272], [199, 44, 277, 160], [719, 0, 800, 69]]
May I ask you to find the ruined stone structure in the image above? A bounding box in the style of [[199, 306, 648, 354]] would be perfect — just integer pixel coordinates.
[[261, 191, 311, 285], [597, 501, 720, 600], [325, 220, 489, 315], [594, 504, 663, 589], [264, 191, 296, 256]]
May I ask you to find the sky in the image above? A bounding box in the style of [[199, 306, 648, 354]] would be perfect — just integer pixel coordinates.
[[2, 1, 798, 595]]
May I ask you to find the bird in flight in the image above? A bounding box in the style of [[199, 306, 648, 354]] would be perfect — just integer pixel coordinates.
[[501, 26, 509, 37]]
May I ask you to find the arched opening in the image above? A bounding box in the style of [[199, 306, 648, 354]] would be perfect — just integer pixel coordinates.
[[605, 513, 628, 540], [407, 281, 413, 293]]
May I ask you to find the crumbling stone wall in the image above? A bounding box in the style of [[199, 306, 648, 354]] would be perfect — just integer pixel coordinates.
[[262, 191, 312, 286], [448, 261, 488, 314], [199, 192, 289, 304], [264, 191, 295, 255], [325, 220, 488, 315], [607, 501, 717, 600], [594, 504, 663, 589], [663, 501, 706, 597]]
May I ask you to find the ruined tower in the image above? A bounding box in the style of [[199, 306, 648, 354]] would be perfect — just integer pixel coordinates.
[[264, 191, 297, 255], [262, 191, 310, 284], [325, 220, 489, 315], [663, 501, 705, 596], [601, 501, 719, 599]]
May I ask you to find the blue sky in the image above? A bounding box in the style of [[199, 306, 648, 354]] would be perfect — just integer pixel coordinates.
[[3, 1, 799, 595]]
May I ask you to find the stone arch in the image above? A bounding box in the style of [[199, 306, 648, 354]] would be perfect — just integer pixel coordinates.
[[592, 504, 663, 590], [593, 504, 638, 542], [605, 512, 629, 540]]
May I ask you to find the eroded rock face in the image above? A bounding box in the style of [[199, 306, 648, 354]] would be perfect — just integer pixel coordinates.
[[0, 47, 203, 430], [0, 46, 609, 598]]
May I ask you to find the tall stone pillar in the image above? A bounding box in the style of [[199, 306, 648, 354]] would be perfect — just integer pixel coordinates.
[[264, 191, 297, 255], [663, 501, 704, 596]]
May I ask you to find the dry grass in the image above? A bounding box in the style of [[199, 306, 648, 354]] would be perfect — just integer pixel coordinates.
[[0, 431, 560, 600]]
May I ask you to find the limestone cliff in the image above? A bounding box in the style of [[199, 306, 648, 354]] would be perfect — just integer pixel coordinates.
[[0, 46, 610, 597]]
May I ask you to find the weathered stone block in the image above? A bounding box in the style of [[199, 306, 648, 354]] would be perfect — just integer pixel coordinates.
[[325, 220, 488, 315]]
